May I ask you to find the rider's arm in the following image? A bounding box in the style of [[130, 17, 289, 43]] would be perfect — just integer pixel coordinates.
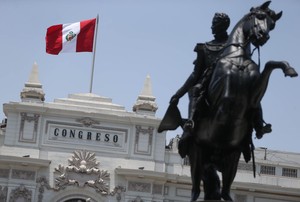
[[170, 43, 206, 104]]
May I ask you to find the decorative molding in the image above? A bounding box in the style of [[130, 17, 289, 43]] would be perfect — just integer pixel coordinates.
[[134, 125, 153, 156], [76, 117, 100, 127], [0, 185, 8, 201], [110, 185, 126, 202], [54, 150, 110, 195], [19, 112, 39, 143], [128, 181, 151, 193], [36, 176, 52, 202], [9, 185, 32, 202], [11, 169, 35, 181], [67, 150, 100, 173]]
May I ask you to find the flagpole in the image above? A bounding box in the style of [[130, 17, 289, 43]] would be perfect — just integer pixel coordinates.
[[89, 14, 99, 93]]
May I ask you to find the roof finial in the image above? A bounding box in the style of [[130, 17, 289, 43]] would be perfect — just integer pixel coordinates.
[[140, 74, 153, 97], [133, 74, 158, 116], [28, 62, 40, 84], [20, 62, 45, 102]]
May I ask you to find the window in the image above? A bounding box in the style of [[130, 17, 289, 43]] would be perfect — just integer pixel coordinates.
[[260, 165, 276, 175], [282, 168, 298, 178]]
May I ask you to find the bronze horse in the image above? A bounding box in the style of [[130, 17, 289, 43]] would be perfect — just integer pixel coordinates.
[[159, 1, 298, 201]]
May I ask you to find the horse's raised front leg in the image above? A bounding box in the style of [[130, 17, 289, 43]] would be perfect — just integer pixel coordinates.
[[251, 60, 298, 107]]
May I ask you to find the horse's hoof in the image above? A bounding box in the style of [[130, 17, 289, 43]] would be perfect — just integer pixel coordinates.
[[221, 192, 233, 201], [284, 67, 298, 77], [191, 191, 200, 202], [204, 192, 221, 200]]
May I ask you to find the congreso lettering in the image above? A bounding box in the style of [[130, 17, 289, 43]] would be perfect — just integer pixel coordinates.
[[53, 128, 119, 143]]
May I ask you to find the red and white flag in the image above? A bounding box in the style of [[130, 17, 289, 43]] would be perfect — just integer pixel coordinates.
[[46, 18, 96, 55]]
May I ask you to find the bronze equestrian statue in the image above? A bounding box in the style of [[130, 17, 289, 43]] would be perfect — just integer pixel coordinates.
[[158, 1, 298, 201]]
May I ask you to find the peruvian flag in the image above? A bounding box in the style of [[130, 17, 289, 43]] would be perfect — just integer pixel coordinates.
[[46, 18, 96, 55]]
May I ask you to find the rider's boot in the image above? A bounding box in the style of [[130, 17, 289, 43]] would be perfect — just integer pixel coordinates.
[[255, 122, 272, 139], [253, 105, 272, 139], [178, 130, 193, 158], [180, 102, 196, 143], [178, 90, 202, 158]]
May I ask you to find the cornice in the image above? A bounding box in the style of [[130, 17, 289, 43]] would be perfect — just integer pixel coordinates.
[[3, 102, 162, 129], [231, 181, 300, 198], [0, 155, 51, 167], [115, 168, 191, 184]]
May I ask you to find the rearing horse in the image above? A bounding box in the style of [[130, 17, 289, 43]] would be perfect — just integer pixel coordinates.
[[188, 1, 298, 201]]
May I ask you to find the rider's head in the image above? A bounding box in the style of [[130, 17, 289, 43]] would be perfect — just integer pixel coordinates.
[[211, 13, 230, 40]]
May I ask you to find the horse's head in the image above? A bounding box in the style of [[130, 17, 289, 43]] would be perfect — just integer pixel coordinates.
[[243, 1, 282, 47]]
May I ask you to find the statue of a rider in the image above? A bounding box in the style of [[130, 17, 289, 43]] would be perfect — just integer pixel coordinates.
[[169, 12, 272, 158]]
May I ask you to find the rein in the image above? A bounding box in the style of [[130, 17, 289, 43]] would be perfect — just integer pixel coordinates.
[[215, 39, 261, 71], [215, 12, 263, 70], [214, 43, 246, 63], [252, 46, 261, 71]]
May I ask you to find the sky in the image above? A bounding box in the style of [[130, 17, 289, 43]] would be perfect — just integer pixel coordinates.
[[0, 0, 299, 153]]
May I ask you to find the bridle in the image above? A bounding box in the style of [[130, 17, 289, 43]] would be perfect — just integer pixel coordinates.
[[216, 11, 268, 70]]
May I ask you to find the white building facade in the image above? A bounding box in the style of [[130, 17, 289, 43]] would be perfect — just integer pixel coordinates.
[[0, 63, 300, 202]]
